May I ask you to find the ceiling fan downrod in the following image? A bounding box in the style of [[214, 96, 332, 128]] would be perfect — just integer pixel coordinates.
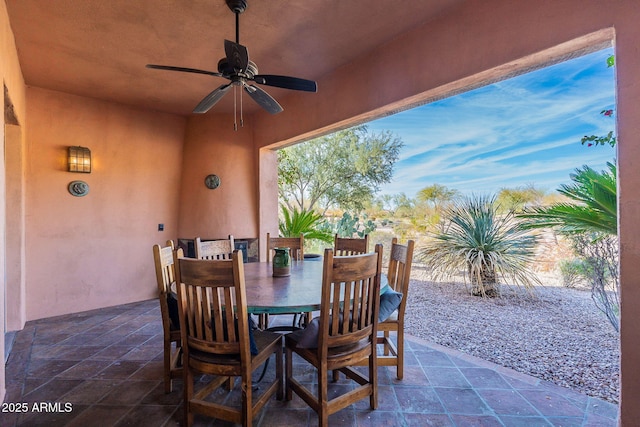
[[228, 0, 246, 130]]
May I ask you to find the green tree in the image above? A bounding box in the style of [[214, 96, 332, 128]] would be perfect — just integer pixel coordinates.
[[416, 183, 460, 232], [496, 184, 545, 213], [416, 183, 459, 208], [390, 193, 415, 217], [278, 125, 403, 213], [418, 194, 541, 297]]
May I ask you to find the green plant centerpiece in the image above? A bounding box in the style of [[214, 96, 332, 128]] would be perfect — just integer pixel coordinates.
[[418, 194, 541, 297]]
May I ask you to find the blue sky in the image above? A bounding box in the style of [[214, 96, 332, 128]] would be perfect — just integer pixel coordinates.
[[367, 48, 616, 198]]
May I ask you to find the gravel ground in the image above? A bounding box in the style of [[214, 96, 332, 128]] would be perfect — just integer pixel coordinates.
[[404, 265, 620, 404]]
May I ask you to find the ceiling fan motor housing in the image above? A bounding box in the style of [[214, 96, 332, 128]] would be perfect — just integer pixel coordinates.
[[217, 58, 257, 79]]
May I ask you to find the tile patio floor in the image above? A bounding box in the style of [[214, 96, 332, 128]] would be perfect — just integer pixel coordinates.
[[2, 299, 618, 426]]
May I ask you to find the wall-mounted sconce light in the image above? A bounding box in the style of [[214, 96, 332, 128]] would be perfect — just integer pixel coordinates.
[[68, 146, 91, 173]]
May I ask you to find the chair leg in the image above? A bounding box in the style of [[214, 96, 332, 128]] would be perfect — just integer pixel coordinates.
[[276, 350, 284, 400], [397, 328, 404, 380], [184, 367, 194, 427], [285, 346, 293, 401], [304, 312, 312, 327], [242, 374, 252, 427], [225, 376, 234, 390], [369, 352, 378, 410], [332, 370, 340, 382], [164, 340, 172, 393], [259, 313, 269, 329], [318, 368, 329, 427], [383, 331, 390, 356]]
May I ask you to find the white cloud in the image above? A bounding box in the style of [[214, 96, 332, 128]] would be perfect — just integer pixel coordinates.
[[369, 48, 616, 198]]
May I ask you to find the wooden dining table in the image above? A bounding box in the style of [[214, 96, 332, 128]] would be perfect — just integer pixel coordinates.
[[242, 259, 389, 316], [243, 259, 324, 315]]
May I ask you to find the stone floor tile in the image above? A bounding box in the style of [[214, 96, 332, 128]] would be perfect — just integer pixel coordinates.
[[434, 387, 492, 415], [518, 389, 585, 417], [394, 386, 445, 413], [3, 299, 619, 426], [449, 414, 504, 426], [424, 366, 471, 388], [459, 367, 512, 389], [476, 389, 539, 416]]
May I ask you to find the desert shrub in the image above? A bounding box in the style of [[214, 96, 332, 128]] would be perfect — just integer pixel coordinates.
[[570, 233, 619, 332], [558, 258, 593, 288]]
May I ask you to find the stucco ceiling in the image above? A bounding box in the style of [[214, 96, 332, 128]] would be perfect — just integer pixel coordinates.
[[5, 0, 465, 116]]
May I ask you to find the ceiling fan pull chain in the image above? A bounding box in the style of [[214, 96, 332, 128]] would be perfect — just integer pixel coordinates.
[[240, 86, 244, 128], [233, 85, 238, 131]]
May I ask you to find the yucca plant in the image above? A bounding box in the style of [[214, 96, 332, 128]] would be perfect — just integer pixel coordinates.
[[418, 194, 541, 297], [278, 205, 333, 244]]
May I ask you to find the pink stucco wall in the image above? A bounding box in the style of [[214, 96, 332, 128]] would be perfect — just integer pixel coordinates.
[[24, 88, 186, 318], [177, 114, 258, 241], [3, 0, 640, 423], [1, 0, 27, 404]]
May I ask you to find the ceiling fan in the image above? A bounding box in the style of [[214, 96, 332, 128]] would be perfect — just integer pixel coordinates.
[[146, 0, 317, 128]]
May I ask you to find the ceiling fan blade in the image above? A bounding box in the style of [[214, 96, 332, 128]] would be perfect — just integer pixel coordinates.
[[193, 84, 232, 114], [146, 64, 222, 77], [224, 39, 249, 72], [253, 75, 317, 92], [244, 84, 283, 114]]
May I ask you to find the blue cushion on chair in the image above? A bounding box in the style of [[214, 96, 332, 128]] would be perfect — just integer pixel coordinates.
[[209, 314, 258, 355], [292, 313, 349, 349], [247, 315, 259, 355], [378, 288, 403, 322], [166, 292, 180, 330], [295, 288, 403, 346], [294, 317, 321, 348]]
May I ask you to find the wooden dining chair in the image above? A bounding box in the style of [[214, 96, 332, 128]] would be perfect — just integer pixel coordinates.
[[261, 232, 307, 330], [355, 238, 415, 379], [175, 250, 283, 427], [152, 240, 183, 393], [194, 235, 235, 260], [266, 232, 304, 262], [333, 233, 369, 255], [285, 245, 383, 427]]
